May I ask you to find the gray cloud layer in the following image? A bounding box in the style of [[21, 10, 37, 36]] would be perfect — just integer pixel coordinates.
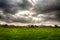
[[0, 0, 32, 14], [0, 0, 33, 23], [33, 0, 60, 22], [0, 0, 60, 24]]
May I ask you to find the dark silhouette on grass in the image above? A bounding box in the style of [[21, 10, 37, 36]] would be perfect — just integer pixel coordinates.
[[54, 25, 60, 28]]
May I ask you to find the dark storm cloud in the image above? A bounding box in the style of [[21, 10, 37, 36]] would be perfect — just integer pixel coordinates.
[[18, 0, 32, 10], [33, 0, 60, 22], [0, 0, 32, 14], [0, 0, 33, 23], [1, 0, 60, 24], [33, 0, 60, 13]]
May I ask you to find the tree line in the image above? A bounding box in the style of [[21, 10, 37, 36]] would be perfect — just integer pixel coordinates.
[[0, 24, 60, 28]]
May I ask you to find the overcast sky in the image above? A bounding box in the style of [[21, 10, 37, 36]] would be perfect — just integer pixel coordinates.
[[0, 0, 60, 25]]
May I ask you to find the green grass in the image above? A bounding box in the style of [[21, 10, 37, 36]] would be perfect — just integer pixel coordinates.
[[0, 28, 60, 40]]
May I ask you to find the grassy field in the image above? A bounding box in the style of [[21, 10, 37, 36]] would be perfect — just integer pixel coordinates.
[[0, 28, 60, 40]]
